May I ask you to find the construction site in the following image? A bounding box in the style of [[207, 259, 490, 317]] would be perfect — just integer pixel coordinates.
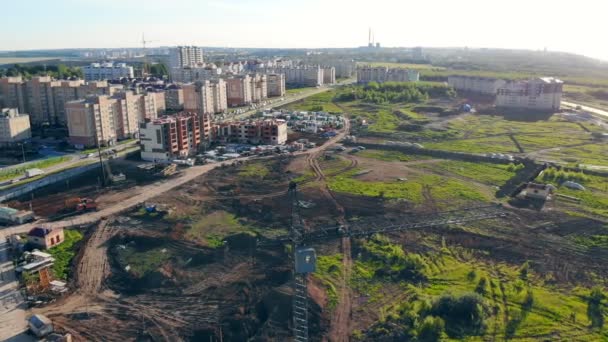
[[2, 83, 608, 341]]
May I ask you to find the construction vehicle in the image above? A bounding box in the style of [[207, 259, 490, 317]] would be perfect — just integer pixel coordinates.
[[158, 164, 177, 177], [254, 183, 507, 342]]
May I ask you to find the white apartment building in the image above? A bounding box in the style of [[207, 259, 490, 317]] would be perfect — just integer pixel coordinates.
[[496, 77, 563, 111], [170, 65, 221, 83], [169, 46, 204, 68], [357, 67, 419, 83], [270, 66, 324, 87], [0, 108, 31, 145], [250, 74, 268, 103], [447, 76, 507, 95], [82, 62, 134, 81]]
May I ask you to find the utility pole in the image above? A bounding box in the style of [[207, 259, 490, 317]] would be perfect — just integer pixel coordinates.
[[96, 136, 106, 187], [20, 143, 26, 163]]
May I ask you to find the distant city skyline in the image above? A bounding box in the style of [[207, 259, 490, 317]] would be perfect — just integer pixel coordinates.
[[3, 0, 607, 61]]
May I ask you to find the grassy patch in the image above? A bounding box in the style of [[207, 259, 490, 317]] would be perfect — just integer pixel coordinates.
[[313, 254, 343, 310], [417, 160, 520, 185], [187, 211, 255, 247], [360, 62, 443, 70], [328, 170, 488, 205], [238, 162, 270, 179], [424, 136, 519, 154], [116, 246, 171, 278], [0, 156, 71, 182], [357, 150, 419, 162], [541, 143, 608, 168], [284, 91, 343, 113], [47, 229, 84, 280]]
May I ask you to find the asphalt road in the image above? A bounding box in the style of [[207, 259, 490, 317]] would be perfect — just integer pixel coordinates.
[[562, 101, 608, 120]]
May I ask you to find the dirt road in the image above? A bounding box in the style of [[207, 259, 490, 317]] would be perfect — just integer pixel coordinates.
[[304, 120, 353, 342]]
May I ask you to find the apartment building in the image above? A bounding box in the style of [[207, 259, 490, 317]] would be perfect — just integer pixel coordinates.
[[169, 46, 204, 68], [65, 89, 163, 147], [82, 62, 134, 81], [0, 76, 26, 113], [357, 67, 419, 83], [250, 74, 268, 103], [447, 76, 507, 95], [182, 79, 227, 115], [52, 80, 86, 125], [274, 66, 324, 87], [322, 67, 336, 85], [66, 96, 119, 147], [214, 119, 287, 145], [496, 77, 563, 111], [139, 112, 201, 162], [170, 65, 221, 83], [25, 76, 59, 126], [0, 108, 31, 145], [331, 60, 356, 78], [267, 73, 286, 97], [225, 75, 252, 107], [165, 86, 184, 111]]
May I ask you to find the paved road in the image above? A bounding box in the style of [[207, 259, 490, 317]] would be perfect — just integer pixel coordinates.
[[562, 101, 608, 119], [0, 241, 28, 340]]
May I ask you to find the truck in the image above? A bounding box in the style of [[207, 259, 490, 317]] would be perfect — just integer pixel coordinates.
[[25, 168, 45, 178]]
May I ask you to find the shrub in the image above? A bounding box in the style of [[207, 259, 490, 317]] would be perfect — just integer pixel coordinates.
[[429, 293, 488, 337], [418, 316, 445, 342]]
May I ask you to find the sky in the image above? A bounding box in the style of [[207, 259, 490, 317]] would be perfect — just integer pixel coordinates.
[[3, 0, 608, 60]]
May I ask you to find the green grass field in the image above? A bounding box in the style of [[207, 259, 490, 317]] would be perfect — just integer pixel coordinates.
[[313, 254, 343, 310], [47, 229, 84, 280], [348, 235, 608, 341], [328, 170, 488, 206], [284, 91, 343, 113], [0, 156, 71, 182], [359, 61, 444, 70], [416, 160, 520, 186], [116, 245, 172, 278]]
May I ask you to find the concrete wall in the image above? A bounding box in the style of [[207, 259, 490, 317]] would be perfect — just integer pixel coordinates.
[[0, 162, 100, 202]]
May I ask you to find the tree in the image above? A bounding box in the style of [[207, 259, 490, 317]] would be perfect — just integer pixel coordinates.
[[475, 277, 488, 296], [587, 286, 605, 329]]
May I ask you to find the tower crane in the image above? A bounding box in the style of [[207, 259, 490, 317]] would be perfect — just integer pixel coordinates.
[[256, 182, 508, 342], [141, 33, 158, 76]]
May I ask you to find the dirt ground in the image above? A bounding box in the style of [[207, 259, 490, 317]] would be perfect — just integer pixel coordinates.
[[30, 141, 608, 341]]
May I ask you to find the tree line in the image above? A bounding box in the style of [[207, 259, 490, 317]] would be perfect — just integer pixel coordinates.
[[334, 81, 455, 104]]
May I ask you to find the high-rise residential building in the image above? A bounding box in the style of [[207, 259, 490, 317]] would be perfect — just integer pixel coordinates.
[[170, 65, 221, 83], [52, 80, 85, 125], [496, 77, 563, 111], [65, 89, 162, 147], [210, 79, 227, 113], [169, 46, 204, 68], [357, 66, 419, 83], [66, 96, 119, 147], [183, 81, 214, 115], [165, 86, 184, 111], [448, 76, 507, 96], [77, 80, 120, 97], [82, 62, 134, 81], [330, 60, 356, 79], [0, 108, 31, 145], [139, 112, 201, 162], [267, 73, 285, 97], [0, 76, 26, 114], [322, 67, 336, 85], [225, 75, 252, 107], [249, 74, 268, 103], [25, 76, 59, 126], [269, 66, 324, 87]]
